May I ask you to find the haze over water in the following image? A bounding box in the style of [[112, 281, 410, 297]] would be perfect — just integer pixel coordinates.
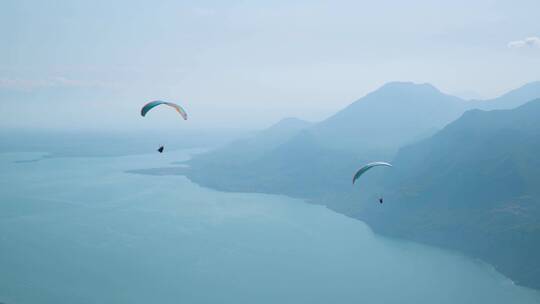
[[1, 148, 539, 304]]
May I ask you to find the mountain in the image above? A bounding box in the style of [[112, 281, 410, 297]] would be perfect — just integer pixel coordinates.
[[186, 81, 540, 200], [186, 117, 316, 193], [180, 81, 540, 289], [358, 99, 540, 289], [164, 81, 540, 288], [189, 117, 312, 167], [185, 81, 540, 191], [189, 131, 360, 197], [477, 81, 540, 110], [186, 82, 476, 197], [310, 82, 470, 152]]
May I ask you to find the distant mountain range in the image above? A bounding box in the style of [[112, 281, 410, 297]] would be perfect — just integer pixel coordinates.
[[363, 99, 540, 288], [187, 81, 540, 196], [191, 117, 313, 167], [475, 81, 540, 110], [182, 81, 540, 289], [310, 82, 468, 152]]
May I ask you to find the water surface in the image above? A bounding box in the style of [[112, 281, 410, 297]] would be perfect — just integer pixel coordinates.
[[1, 151, 539, 303]]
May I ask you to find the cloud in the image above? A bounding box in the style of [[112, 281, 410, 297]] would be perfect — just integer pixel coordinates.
[[508, 36, 540, 49]]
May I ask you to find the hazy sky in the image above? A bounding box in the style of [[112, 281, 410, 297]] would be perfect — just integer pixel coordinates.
[[1, 0, 539, 130]]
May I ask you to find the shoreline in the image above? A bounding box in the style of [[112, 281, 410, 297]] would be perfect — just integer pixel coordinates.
[[126, 164, 540, 292]]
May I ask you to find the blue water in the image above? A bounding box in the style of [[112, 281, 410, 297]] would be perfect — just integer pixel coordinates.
[[1, 150, 539, 303]]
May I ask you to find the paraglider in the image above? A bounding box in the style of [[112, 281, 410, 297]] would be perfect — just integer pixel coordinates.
[[352, 162, 392, 204], [140, 100, 187, 154], [141, 101, 188, 120], [352, 162, 392, 184]]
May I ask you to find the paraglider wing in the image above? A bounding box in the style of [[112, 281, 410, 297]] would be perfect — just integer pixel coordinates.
[[352, 162, 392, 184], [140, 101, 188, 120]]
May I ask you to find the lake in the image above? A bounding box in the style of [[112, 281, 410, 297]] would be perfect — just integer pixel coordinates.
[[1, 150, 539, 303]]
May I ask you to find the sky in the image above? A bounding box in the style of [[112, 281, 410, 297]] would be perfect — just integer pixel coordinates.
[[1, 0, 539, 131]]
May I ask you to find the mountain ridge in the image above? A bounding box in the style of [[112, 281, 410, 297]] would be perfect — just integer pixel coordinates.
[[179, 81, 540, 289], [356, 98, 540, 288], [186, 81, 540, 201]]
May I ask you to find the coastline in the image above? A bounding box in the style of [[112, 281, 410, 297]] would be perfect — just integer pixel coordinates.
[[128, 164, 540, 292]]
